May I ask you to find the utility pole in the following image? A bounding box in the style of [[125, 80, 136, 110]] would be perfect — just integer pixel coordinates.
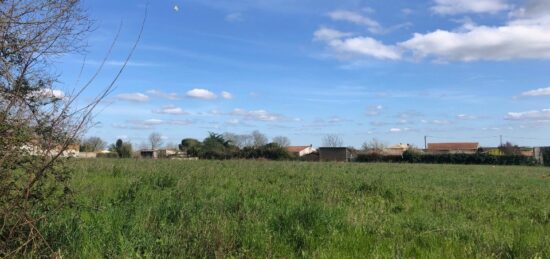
[[424, 136, 427, 150], [500, 135, 503, 146]]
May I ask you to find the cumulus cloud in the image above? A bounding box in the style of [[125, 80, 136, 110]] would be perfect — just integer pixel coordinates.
[[153, 106, 188, 115], [230, 108, 285, 122], [328, 10, 382, 33], [400, 23, 550, 61], [520, 87, 550, 97], [146, 89, 180, 100], [186, 88, 217, 100], [506, 109, 550, 121], [117, 92, 149, 102], [315, 0, 550, 62], [221, 91, 234, 99], [431, 0, 510, 15], [314, 28, 401, 60]]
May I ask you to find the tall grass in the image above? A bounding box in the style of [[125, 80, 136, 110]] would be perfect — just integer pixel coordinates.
[[41, 159, 550, 258]]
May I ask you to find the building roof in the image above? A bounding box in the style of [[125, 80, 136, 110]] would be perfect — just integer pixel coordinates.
[[319, 147, 351, 150], [388, 143, 410, 150], [286, 146, 311, 153], [427, 142, 479, 151]]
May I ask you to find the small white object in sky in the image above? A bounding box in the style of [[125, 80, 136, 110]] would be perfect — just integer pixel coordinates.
[[173, 5, 180, 12]]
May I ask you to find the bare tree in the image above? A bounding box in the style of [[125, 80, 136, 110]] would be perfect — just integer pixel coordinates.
[[251, 130, 268, 147], [149, 132, 163, 150], [322, 134, 344, 147], [0, 0, 145, 256], [272, 136, 291, 147], [223, 132, 252, 149], [361, 138, 386, 152], [80, 136, 107, 152]]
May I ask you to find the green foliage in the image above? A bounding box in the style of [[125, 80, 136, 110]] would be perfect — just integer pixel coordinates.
[[110, 139, 133, 158], [200, 133, 234, 159], [39, 160, 550, 258], [357, 152, 538, 166], [239, 143, 293, 160], [178, 138, 202, 157], [541, 147, 550, 167]]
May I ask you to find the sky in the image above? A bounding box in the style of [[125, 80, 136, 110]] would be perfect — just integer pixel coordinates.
[[55, 0, 550, 148]]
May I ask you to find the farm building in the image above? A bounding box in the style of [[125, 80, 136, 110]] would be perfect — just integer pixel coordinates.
[[383, 143, 411, 155], [158, 149, 178, 159], [78, 152, 97, 158], [319, 147, 355, 162], [140, 149, 158, 159], [426, 142, 480, 154], [286, 145, 316, 157]]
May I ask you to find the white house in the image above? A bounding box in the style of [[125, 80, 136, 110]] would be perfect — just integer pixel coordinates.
[[286, 145, 317, 157]]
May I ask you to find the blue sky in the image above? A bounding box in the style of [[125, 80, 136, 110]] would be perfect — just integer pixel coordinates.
[[57, 0, 550, 148]]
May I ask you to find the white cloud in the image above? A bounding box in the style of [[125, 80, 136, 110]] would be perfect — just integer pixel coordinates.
[[432, 119, 452, 125], [389, 128, 402, 133], [328, 10, 382, 33], [431, 0, 510, 15], [221, 91, 234, 99], [116, 93, 149, 102], [506, 109, 550, 121], [35, 88, 65, 99], [146, 89, 180, 100], [153, 106, 188, 115], [520, 87, 550, 97], [366, 105, 383, 116], [144, 119, 163, 125], [186, 88, 217, 100], [316, 0, 550, 62], [226, 12, 243, 22], [511, 0, 550, 19], [115, 118, 193, 129], [314, 27, 352, 41], [314, 28, 401, 60], [230, 108, 284, 122], [400, 23, 550, 61], [457, 114, 479, 120]]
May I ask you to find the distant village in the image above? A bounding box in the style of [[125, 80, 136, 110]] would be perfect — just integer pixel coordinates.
[[53, 132, 548, 166]]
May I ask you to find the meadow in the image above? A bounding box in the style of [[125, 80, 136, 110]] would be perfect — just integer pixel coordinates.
[[42, 159, 550, 258]]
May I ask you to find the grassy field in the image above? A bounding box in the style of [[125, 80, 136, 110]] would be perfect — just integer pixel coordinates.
[[41, 159, 550, 258]]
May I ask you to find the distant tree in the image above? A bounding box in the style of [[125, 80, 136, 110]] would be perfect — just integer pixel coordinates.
[[223, 132, 253, 149], [361, 138, 386, 152], [251, 130, 268, 147], [499, 142, 521, 156], [179, 138, 202, 157], [80, 136, 107, 152], [110, 139, 133, 158], [201, 132, 233, 159], [322, 134, 344, 147], [149, 132, 163, 150], [272, 136, 291, 147]]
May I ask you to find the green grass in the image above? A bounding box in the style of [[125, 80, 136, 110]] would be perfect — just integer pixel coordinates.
[[42, 159, 550, 258]]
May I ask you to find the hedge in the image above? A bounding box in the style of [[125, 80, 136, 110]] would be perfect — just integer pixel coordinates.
[[356, 152, 538, 166], [541, 147, 550, 167]]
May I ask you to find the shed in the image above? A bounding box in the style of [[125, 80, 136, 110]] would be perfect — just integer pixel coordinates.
[[140, 149, 158, 159], [319, 147, 354, 162]]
